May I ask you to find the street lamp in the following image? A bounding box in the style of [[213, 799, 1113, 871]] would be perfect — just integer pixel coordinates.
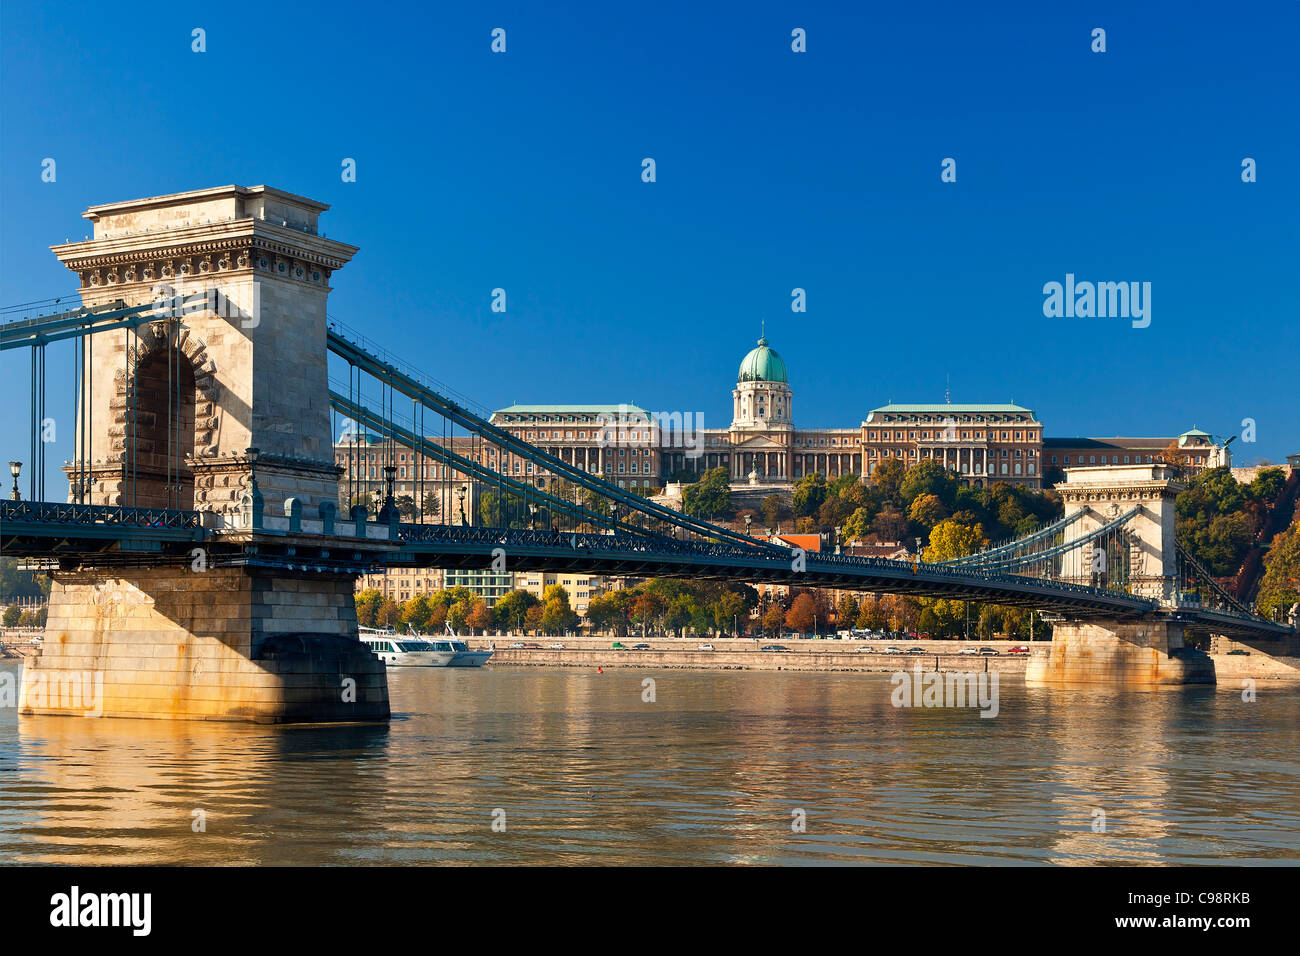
[[835, 524, 843, 555], [379, 464, 398, 522], [457, 483, 468, 526], [529, 501, 538, 530], [744, 513, 752, 537], [8, 461, 21, 501]]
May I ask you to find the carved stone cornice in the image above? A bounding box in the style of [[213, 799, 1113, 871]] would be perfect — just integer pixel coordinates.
[[51, 220, 357, 291], [1060, 480, 1183, 504]]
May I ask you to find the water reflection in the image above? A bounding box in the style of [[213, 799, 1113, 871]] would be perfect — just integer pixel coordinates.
[[2, 662, 1298, 865]]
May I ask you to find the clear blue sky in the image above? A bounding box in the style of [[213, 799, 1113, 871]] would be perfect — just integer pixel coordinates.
[[2, 0, 1297, 490]]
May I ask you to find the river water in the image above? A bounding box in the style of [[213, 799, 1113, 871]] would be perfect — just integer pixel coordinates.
[[2, 662, 1298, 865]]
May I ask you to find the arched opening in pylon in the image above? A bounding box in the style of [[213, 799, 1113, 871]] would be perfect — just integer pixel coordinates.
[[124, 344, 197, 510]]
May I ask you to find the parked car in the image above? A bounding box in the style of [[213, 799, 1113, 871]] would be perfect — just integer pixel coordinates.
[[978, 647, 999, 656], [1226, 648, 1251, 656], [883, 646, 904, 655], [632, 643, 651, 650], [548, 642, 566, 649], [698, 643, 715, 651], [906, 646, 927, 654], [611, 642, 626, 649], [508, 642, 526, 648], [523, 642, 541, 649], [958, 647, 979, 655], [760, 644, 790, 652], [855, 646, 875, 653], [1007, 645, 1030, 655]]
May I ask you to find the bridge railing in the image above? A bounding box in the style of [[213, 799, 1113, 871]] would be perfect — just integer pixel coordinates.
[[394, 524, 1160, 604], [0, 499, 201, 530]]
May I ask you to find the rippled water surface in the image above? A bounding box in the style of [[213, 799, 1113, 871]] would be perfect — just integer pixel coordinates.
[[2, 662, 1298, 865]]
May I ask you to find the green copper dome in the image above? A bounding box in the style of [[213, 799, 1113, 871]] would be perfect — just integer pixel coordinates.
[[738, 336, 788, 384]]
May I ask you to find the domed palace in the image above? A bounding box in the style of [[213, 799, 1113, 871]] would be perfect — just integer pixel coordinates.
[[423, 329, 1229, 507]]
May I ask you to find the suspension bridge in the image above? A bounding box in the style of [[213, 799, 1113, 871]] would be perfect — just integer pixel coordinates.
[[1, 185, 1293, 722]]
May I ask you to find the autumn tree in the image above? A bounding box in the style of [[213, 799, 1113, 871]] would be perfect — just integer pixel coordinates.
[[871, 457, 906, 502], [763, 600, 786, 635], [354, 588, 383, 628], [908, 492, 948, 530], [924, 519, 987, 562], [785, 592, 817, 633], [466, 599, 494, 634]]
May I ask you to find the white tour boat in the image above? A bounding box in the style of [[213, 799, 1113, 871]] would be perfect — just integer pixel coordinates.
[[359, 625, 494, 667]]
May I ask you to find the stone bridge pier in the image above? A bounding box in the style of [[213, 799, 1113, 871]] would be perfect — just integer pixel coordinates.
[[1026, 464, 1215, 686], [21, 185, 389, 722]]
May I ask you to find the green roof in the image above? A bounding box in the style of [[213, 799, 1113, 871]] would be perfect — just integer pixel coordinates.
[[738, 336, 788, 384], [865, 403, 1037, 424], [869, 403, 1034, 414], [493, 404, 649, 414]]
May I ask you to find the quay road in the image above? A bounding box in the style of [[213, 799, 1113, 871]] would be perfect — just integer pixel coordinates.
[[472, 636, 1039, 674], [466, 635, 1300, 680]]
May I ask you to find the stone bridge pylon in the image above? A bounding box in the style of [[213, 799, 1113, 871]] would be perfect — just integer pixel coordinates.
[[23, 186, 389, 723], [1027, 463, 1215, 685]]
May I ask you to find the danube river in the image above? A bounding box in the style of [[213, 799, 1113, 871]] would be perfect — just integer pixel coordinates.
[[2, 662, 1298, 865]]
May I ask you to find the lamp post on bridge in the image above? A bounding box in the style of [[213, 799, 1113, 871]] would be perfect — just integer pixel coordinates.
[[378, 465, 398, 523], [9, 461, 21, 501], [457, 483, 468, 526]]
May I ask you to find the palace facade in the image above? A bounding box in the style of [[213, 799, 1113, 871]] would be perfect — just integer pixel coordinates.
[[333, 333, 1227, 507]]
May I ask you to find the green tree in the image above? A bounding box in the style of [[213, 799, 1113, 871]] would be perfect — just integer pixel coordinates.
[[900, 459, 958, 510], [761, 493, 790, 531], [792, 473, 829, 518], [840, 505, 877, 544], [494, 589, 540, 631], [682, 466, 732, 520], [836, 594, 860, 631], [2, 605, 22, 627], [870, 458, 906, 504], [1, 557, 48, 599], [1257, 515, 1300, 619], [401, 594, 434, 630], [714, 590, 749, 636]]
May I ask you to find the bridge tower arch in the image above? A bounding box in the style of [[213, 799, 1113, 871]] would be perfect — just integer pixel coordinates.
[[24, 186, 388, 723], [52, 184, 356, 518], [1028, 463, 1214, 685], [1057, 462, 1184, 601]]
